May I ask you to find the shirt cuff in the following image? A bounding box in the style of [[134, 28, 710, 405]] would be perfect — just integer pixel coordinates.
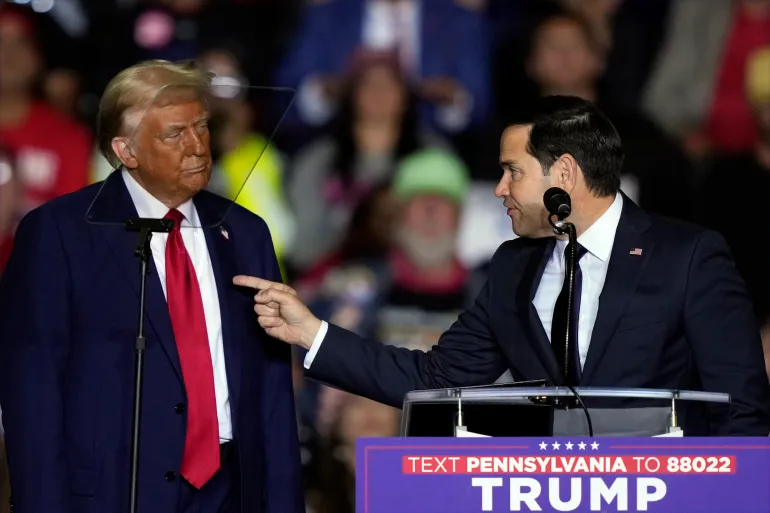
[[303, 320, 329, 369], [297, 77, 335, 126]]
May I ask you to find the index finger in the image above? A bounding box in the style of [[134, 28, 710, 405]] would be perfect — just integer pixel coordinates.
[[233, 275, 297, 295]]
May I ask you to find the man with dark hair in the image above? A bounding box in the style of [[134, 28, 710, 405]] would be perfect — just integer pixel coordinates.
[[236, 95, 770, 436]]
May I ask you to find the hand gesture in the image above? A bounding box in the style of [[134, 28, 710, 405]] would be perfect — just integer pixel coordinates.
[[232, 275, 322, 349]]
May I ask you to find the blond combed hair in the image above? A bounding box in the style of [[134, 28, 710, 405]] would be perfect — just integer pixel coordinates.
[[96, 59, 213, 169]]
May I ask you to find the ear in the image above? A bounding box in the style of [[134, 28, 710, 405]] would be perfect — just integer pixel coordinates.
[[551, 153, 580, 193], [110, 137, 138, 170]]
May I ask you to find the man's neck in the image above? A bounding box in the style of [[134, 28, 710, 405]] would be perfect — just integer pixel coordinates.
[[557, 193, 616, 239], [0, 94, 32, 129], [127, 169, 190, 210], [542, 86, 597, 103]]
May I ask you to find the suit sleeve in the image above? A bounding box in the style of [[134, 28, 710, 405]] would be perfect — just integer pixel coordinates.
[[684, 230, 770, 435], [0, 208, 73, 512], [307, 259, 508, 408], [255, 219, 305, 513]]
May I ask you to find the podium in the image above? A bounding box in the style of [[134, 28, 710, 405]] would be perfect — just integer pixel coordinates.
[[400, 386, 731, 437]]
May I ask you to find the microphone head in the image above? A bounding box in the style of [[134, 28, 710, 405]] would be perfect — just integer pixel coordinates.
[[543, 187, 571, 219]]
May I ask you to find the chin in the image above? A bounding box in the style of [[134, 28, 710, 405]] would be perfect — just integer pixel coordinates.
[[510, 220, 527, 238], [182, 171, 210, 193]]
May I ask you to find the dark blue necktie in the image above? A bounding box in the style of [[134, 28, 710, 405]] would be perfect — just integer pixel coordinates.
[[551, 242, 588, 386]]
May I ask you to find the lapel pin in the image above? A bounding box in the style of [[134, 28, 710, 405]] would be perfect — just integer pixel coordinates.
[[220, 227, 229, 240], [629, 248, 643, 256]]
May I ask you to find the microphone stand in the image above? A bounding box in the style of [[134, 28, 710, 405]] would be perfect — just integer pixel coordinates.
[[548, 216, 594, 436], [125, 217, 174, 513]]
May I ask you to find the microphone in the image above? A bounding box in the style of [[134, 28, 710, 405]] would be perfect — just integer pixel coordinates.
[[543, 187, 571, 220], [541, 187, 594, 437]]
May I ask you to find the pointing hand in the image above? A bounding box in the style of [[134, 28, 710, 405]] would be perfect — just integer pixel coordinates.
[[232, 275, 322, 350]]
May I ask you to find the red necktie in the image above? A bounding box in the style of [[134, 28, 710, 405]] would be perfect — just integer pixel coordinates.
[[164, 209, 220, 488]]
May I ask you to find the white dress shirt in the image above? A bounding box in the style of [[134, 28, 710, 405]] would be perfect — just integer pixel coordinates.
[[533, 193, 623, 369], [122, 170, 232, 442], [297, 0, 472, 132], [304, 193, 624, 371]]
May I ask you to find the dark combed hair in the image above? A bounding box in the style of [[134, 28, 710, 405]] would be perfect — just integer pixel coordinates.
[[514, 95, 624, 197]]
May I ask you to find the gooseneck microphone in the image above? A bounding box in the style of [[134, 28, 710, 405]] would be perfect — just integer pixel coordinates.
[[541, 187, 594, 437]]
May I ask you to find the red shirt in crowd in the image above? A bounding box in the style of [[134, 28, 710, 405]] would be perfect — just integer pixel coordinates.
[[0, 102, 92, 271], [704, 5, 770, 153]]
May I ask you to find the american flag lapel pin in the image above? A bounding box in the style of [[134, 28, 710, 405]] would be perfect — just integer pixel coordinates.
[[629, 248, 643, 256], [220, 226, 229, 240]]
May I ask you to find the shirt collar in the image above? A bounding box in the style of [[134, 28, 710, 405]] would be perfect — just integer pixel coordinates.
[[556, 193, 623, 263], [121, 169, 198, 226]]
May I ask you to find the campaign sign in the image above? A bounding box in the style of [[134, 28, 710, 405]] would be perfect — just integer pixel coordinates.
[[356, 437, 770, 513]]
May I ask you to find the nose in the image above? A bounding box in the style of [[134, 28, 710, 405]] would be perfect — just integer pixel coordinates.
[[183, 127, 206, 157], [494, 174, 509, 199]]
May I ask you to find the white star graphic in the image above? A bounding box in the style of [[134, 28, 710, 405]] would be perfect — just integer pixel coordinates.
[[565, 442, 574, 450], [578, 442, 587, 450], [591, 441, 600, 450], [539, 441, 548, 450], [552, 442, 561, 450]]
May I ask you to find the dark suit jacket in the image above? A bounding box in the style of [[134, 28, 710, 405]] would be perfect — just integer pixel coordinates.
[[0, 172, 304, 513], [307, 197, 770, 435]]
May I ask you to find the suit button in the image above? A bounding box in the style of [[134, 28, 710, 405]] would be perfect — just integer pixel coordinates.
[[174, 403, 185, 414], [165, 471, 176, 482]]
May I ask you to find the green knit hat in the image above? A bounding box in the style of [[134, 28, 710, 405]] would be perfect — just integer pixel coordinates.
[[392, 149, 470, 204]]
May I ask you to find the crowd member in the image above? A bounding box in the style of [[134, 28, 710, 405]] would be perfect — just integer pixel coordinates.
[[273, 0, 490, 141], [287, 49, 450, 272], [644, 0, 770, 159], [0, 4, 91, 272]]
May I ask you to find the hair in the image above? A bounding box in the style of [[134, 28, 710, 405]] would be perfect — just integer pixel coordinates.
[[96, 60, 214, 169], [329, 66, 421, 189], [337, 182, 393, 262], [510, 95, 623, 197]]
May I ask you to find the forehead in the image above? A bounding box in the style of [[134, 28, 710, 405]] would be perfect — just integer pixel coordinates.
[[140, 99, 208, 129], [539, 18, 585, 39], [500, 125, 531, 156], [535, 18, 594, 54]]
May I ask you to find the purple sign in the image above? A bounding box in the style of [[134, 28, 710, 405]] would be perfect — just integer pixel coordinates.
[[356, 437, 770, 512]]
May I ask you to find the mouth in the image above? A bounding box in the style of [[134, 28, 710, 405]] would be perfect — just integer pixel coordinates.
[[183, 164, 208, 174]]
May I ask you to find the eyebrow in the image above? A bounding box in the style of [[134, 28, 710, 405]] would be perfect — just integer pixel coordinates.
[[161, 115, 211, 135], [500, 160, 519, 168]]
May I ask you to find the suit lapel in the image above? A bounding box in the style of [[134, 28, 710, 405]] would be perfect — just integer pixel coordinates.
[[516, 239, 561, 382], [89, 171, 182, 382], [195, 197, 242, 425], [581, 199, 653, 384]]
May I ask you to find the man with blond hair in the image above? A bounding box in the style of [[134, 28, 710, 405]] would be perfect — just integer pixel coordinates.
[[0, 60, 304, 513]]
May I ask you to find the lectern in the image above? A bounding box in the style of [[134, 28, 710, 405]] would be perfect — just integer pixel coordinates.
[[400, 386, 731, 437]]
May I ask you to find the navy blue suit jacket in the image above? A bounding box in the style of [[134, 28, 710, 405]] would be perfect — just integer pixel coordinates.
[[0, 172, 304, 513], [307, 197, 770, 435]]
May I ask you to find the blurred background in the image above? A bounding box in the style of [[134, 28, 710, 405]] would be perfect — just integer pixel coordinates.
[[1, 0, 770, 511]]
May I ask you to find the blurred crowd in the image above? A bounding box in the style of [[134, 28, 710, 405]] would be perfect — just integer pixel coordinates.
[[1, 0, 770, 511]]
